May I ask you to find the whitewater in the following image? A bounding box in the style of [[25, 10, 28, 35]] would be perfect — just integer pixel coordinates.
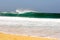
[[0, 10, 60, 39]]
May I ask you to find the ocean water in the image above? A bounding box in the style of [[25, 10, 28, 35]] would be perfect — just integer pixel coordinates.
[[0, 11, 60, 38], [0, 12, 60, 18]]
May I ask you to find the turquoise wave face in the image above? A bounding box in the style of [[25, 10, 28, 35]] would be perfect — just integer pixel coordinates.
[[0, 12, 60, 18]]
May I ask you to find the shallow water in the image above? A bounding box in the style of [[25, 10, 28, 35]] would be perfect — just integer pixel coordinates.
[[0, 16, 60, 38]]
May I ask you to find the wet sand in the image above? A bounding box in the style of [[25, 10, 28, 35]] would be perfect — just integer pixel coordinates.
[[0, 33, 58, 40]]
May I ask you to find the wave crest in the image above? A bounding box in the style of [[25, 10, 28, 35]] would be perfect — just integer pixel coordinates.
[[16, 9, 37, 14]]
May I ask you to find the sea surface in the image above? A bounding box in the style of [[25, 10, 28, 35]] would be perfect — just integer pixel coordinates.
[[0, 12, 60, 18], [0, 12, 60, 38]]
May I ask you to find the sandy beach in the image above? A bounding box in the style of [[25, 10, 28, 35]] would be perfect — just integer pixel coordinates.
[[0, 32, 58, 40]]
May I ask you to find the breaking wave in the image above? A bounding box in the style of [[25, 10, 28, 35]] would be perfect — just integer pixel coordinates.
[[0, 10, 60, 18]]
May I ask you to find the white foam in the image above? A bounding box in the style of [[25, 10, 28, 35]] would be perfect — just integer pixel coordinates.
[[0, 16, 60, 38], [16, 9, 37, 14]]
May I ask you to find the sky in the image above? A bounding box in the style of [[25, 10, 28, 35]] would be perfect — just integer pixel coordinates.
[[0, 0, 60, 13]]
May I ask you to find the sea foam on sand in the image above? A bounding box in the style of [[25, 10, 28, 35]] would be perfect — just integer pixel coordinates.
[[0, 16, 60, 39]]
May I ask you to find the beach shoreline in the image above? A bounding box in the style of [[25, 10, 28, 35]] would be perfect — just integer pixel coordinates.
[[0, 32, 59, 40]]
